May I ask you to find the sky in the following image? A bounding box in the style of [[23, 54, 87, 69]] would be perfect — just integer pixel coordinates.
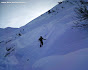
[[0, 0, 64, 28]]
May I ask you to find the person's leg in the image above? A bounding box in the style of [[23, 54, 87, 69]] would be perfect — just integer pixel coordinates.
[[40, 41, 41, 47], [40, 44, 41, 47], [40, 42, 43, 47], [41, 41, 43, 45]]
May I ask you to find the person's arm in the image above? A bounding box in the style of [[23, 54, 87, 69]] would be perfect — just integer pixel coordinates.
[[42, 37, 46, 40], [43, 38, 46, 40]]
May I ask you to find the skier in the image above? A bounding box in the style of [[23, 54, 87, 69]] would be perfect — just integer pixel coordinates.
[[39, 36, 46, 47]]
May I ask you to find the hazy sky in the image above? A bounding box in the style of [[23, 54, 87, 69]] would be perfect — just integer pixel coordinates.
[[0, 0, 63, 28]]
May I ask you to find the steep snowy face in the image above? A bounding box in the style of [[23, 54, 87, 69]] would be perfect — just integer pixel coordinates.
[[0, 27, 18, 37], [0, 0, 88, 70]]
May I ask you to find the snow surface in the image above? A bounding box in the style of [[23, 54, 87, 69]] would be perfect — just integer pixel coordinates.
[[33, 48, 88, 70], [0, 0, 88, 70]]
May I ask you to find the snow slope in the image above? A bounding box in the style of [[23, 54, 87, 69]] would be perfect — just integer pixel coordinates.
[[0, 27, 18, 38], [33, 48, 88, 70], [0, 0, 88, 70]]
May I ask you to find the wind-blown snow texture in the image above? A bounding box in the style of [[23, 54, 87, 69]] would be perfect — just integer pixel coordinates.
[[0, 0, 88, 70]]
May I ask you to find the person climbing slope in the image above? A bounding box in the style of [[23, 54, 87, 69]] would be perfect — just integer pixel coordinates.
[[39, 36, 46, 47]]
